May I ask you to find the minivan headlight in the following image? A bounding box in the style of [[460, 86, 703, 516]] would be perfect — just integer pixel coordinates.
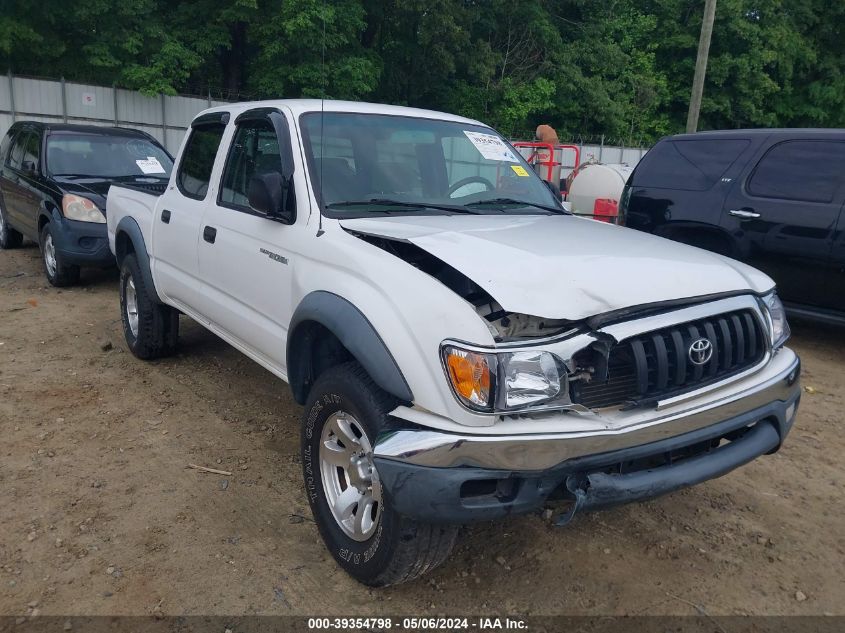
[[441, 344, 567, 412], [762, 292, 790, 349], [62, 194, 106, 223]]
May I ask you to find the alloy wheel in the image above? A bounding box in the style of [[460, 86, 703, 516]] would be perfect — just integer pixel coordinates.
[[44, 233, 57, 278], [125, 275, 139, 337], [319, 411, 382, 542]]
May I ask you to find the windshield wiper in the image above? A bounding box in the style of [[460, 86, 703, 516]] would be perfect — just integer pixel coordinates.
[[327, 199, 481, 214], [465, 198, 569, 215]]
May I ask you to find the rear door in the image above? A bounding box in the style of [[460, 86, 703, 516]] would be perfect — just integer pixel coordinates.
[[152, 114, 228, 312], [196, 107, 300, 370], [720, 138, 845, 308]]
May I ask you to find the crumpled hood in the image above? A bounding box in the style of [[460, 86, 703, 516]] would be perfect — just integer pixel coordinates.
[[339, 214, 774, 321]]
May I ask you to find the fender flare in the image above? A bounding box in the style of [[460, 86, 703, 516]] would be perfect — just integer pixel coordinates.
[[287, 291, 413, 405], [114, 216, 164, 303]]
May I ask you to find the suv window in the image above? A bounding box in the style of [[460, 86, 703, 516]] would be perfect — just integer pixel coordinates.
[[636, 139, 749, 191], [177, 123, 226, 200], [7, 130, 31, 170], [21, 131, 40, 170], [0, 129, 14, 165], [748, 140, 845, 203], [220, 119, 283, 209]]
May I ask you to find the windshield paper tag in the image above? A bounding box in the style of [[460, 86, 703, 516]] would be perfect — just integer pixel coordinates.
[[511, 165, 530, 177], [136, 157, 166, 175], [463, 131, 519, 162]]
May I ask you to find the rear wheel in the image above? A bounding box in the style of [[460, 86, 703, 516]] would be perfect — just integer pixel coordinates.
[[0, 200, 24, 249], [119, 254, 179, 359], [302, 362, 458, 586], [40, 223, 80, 286]]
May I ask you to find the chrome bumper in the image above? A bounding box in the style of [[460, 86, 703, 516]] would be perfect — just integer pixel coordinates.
[[374, 348, 800, 471]]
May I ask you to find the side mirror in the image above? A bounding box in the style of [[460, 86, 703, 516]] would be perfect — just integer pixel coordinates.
[[22, 160, 37, 174], [543, 179, 562, 201], [248, 171, 295, 224]]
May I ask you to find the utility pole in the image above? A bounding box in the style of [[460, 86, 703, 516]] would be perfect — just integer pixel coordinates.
[[686, 0, 717, 133]]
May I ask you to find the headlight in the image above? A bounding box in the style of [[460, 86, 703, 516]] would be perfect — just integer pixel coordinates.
[[441, 344, 567, 412], [762, 292, 790, 349], [499, 350, 562, 409], [62, 194, 106, 223]]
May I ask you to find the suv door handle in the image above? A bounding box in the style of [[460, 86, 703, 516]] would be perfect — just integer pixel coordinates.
[[203, 225, 217, 244], [160, 209, 171, 223], [728, 208, 761, 219]]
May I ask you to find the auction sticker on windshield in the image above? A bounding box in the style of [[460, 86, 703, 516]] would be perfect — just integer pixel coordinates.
[[136, 157, 166, 175], [464, 131, 519, 162]]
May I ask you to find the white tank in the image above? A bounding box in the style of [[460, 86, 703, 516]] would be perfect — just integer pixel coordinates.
[[567, 163, 634, 217]]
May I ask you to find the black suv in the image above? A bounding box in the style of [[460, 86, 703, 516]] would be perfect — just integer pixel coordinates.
[[623, 129, 845, 323], [0, 122, 173, 285]]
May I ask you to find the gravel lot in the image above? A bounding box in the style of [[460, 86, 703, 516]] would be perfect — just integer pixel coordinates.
[[1, 243, 843, 617]]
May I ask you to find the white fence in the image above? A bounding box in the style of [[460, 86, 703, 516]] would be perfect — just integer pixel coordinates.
[[0, 72, 651, 168], [0, 73, 233, 155]]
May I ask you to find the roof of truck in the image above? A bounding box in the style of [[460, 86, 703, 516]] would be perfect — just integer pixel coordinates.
[[198, 99, 489, 128]]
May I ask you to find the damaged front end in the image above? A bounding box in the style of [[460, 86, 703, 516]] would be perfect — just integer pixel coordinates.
[[349, 230, 621, 415]]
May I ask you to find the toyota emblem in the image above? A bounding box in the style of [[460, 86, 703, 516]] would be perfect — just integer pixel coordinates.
[[689, 338, 714, 365]]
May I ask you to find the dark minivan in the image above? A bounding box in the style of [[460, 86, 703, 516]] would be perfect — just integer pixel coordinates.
[[623, 129, 845, 323], [0, 122, 173, 285]]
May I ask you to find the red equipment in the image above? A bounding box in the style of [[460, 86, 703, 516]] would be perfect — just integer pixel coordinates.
[[512, 142, 581, 184], [592, 198, 619, 223]]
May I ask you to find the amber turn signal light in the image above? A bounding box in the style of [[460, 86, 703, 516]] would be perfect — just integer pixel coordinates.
[[442, 345, 495, 410]]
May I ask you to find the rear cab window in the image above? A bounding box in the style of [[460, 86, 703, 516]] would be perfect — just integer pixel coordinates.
[[635, 138, 750, 191], [177, 121, 227, 200], [747, 140, 845, 203]]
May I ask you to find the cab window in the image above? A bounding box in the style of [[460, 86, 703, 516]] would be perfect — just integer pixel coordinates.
[[220, 119, 283, 210]]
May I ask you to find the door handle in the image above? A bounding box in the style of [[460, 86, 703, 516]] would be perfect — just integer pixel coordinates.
[[161, 209, 171, 223], [728, 208, 761, 219], [203, 226, 217, 244]]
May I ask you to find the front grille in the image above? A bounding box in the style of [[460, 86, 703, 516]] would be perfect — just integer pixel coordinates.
[[572, 309, 767, 409]]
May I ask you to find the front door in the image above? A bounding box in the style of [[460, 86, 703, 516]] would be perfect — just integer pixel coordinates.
[[720, 139, 845, 308], [196, 109, 300, 370], [152, 119, 228, 312]]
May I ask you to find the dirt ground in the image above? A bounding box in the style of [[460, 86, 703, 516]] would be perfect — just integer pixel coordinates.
[[0, 243, 843, 618]]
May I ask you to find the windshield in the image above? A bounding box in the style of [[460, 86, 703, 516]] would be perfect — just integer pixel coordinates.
[[300, 112, 562, 216], [46, 134, 173, 179]]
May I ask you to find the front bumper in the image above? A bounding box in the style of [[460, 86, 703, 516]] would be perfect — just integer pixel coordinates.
[[373, 349, 800, 524], [50, 216, 113, 267]]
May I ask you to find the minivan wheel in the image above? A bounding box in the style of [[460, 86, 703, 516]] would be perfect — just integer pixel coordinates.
[[119, 254, 179, 359], [302, 362, 458, 586], [0, 200, 24, 249], [40, 223, 80, 286]]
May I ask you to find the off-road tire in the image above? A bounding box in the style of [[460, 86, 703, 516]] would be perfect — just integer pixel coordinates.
[[40, 223, 80, 286], [302, 362, 458, 586], [119, 254, 179, 359], [0, 199, 23, 249]]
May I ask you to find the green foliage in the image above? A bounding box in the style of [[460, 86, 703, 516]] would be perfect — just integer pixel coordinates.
[[1, 0, 842, 142]]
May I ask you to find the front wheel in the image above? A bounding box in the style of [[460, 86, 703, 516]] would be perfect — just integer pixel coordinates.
[[40, 223, 79, 286], [302, 362, 458, 586], [119, 254, 179, 359]]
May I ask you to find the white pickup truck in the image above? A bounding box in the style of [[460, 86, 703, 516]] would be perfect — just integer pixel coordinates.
[[107, 100, 801, 586]]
